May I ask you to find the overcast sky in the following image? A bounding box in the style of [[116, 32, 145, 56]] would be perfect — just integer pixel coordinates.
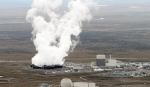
[[0, 0, 149, 8], [0, 0, 68, 7]]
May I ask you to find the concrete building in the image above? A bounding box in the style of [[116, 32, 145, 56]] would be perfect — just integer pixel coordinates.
[[91, 55, 117, 67], [112, 71, 146, 76], [91, 62, 96, 67], [91, 61, 99, 69], [96, 55, 106, 66], [73, 82, 96, 87], [106, 59, 117, 66], [60, 78, 99, 87]]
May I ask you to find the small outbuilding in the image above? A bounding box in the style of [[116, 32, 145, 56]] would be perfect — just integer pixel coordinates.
[[40, 83, 50, 87]]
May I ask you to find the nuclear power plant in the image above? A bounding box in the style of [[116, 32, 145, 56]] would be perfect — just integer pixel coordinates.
[[29, 54, 149, 79], [30, 54, 117, 70]]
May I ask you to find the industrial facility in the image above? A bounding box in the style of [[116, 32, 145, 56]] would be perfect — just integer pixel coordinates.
[[32, 54, 150, 87], [112, 71, 146, 76], [30, 55, 117, 70], [40, 78, 99, 87], [30, 54, 150, 77], [91, 55, 117, 69]]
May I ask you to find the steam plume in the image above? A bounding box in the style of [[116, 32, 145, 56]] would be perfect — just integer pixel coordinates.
[[26, 0, 96, 66]]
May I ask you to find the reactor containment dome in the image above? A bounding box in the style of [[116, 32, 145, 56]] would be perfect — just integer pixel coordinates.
[[61, 78, 73, 87]]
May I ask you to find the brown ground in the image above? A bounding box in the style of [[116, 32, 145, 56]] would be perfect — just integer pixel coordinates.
[[0, 61, 149, 87]]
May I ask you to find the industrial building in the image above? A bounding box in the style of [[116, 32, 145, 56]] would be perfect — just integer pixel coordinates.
[[73, 82, 96, 87], [61, 78, 99, 87], [91, 62, 96, 67], [40, 78, 99, 87], [96, 55, 106, 66], [112, 71, 146, 76], [91, 55, 117, 68], [106, 59, 117, 66]]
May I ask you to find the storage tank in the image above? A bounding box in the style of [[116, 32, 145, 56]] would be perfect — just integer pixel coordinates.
[[61, 78, 73, 87]]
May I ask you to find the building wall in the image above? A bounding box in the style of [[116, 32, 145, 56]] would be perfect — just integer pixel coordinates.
[[106, 59, 117, 66], [73, 82, 95, 87], [96, 55, 105, 59], [89, 83, 96, 87], [96, 59, 106, 66], [91, 62, 96, 67]]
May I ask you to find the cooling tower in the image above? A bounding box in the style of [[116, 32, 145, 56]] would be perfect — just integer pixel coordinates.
[[30, 64, 63, 69]]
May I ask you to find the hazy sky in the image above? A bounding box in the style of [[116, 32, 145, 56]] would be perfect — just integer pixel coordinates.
[[0, 0, 149, 7], [0, 0, 32, 7], [0, 0, 150, 29], [0, 0, 68, 7]]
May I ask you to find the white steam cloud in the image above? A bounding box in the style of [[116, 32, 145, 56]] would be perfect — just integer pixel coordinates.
[[26, 0, 97, 66]]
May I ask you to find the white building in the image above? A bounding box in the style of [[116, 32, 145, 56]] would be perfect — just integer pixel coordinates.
[[106, 59, 117, 66], [91, 55, 117, 67], [73, 82, 96, 87], [60, 78, 99, 87], [91, 62, 96, 66]]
